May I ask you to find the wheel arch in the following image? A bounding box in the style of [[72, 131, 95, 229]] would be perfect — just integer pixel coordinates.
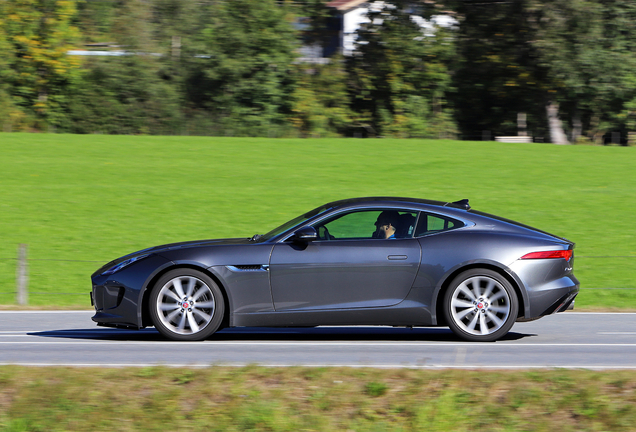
[[434, 263, 527, 326], [140, 264, 231, 329]]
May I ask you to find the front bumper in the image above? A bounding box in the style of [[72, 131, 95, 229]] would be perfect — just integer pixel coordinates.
[[90, 254, 172, 329]]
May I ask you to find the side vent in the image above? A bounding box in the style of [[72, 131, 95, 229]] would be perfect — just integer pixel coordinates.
[[227, 265, 269, 272]]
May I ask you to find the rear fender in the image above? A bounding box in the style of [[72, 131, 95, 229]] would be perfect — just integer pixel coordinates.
[[432, 260, 529, 325]]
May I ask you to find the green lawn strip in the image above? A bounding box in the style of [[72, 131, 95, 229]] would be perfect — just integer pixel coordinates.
[[0, 366, 635, 431], [0, 133, 634, 309]]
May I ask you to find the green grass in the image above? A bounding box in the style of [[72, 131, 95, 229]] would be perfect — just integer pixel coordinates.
[[1, 366, 635, 431], [0, 133, 635, 309]]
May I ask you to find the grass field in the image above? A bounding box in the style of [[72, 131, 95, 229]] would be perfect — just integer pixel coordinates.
[[0, 133, 634, 309], [1, 366, 635, 431]]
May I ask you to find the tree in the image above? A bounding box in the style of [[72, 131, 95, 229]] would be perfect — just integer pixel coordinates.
[[451, 0, 636, 144], [1, 0, 81, 130], [290, 56, 353, 137], [451, 0, 551, 140], [347, 0, 457, 137], [64, 0, 182, 134], [531, 0, 636, 143], [183, 0, 299, 136], [0, 10, 19, 131]]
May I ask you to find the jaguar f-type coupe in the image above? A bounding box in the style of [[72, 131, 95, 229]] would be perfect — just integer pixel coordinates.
[[90, 197, 579, 342]]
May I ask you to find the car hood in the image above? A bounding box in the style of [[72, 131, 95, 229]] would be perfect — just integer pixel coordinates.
[[140, 237, 253, 254], [93, 238, 253, 276]]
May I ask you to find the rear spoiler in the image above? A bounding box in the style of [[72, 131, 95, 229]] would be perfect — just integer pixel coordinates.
[[446, 199, 471, 210]]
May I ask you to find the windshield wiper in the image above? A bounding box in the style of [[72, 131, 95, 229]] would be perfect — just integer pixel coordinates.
[[249, 234, 263, 242]]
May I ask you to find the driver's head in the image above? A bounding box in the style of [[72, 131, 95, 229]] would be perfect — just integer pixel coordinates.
[[375, 211, 400, 239]]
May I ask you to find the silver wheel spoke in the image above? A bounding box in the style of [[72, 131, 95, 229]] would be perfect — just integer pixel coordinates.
[[479, 313, 489, 335], [489, 291, 507, 303], [455, 308, 474, 320], [172, 279, 186, 299], [483, 280, 496, 299], [466, 312, 480, 331], [192, 308, 211, 322], [452, 298, 474, 309], [457, 282, 476, 301], [472, 278, 482, 298], [164, 289, 181, 302], [194, 301, 215, 309], [185, 277, 196, 297], [192, 286, 209, 301], [160, 303, 179, 312], [177, 312, 187, 331], [486, 310, 504, 327], [165, 309, 181, 323], [187, 313, 199, 333], [489, 305, 508, 314]]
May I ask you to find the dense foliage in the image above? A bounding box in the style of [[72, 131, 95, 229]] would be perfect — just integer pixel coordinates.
[[2, 367, 636, 431], [0, 0, 634, 142]]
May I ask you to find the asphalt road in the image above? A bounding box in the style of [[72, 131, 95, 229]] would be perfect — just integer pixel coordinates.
[[0, 311, 635, 369]]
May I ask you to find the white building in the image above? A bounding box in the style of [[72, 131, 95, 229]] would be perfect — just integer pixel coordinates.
[[326, 0, 457, 55]]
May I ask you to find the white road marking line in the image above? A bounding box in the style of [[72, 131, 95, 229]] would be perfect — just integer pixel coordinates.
[[0, 311, 93, 314], [598, 332, 636, 335], [1, 362, 636, 370], [565, 312, 636, 315], [0, 331, 51, 334], [1, 341, 636, 347]]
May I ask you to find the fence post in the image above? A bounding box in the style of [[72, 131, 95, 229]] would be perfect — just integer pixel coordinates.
[[16, 244, 28, 305]]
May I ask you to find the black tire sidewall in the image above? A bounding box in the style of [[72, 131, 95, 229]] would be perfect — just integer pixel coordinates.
[[149, 269, 225, 341], [443, 268, 518, 342]]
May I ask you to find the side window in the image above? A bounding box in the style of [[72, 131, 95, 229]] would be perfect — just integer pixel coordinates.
[[414, 213, 464, 237], [313, 209, 418, 240]]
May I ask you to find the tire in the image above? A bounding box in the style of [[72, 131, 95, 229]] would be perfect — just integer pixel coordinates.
[[149, 269, 225, 341], [443, 269, 518, 342]]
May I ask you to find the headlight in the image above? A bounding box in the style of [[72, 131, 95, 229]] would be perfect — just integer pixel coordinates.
[[101, 254, 151, 276]]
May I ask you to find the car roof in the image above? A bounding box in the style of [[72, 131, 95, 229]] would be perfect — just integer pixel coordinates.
[[322, 197, 470, 211]]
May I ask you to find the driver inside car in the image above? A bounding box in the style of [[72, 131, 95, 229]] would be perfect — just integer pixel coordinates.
[[374, 210, 400, 239]]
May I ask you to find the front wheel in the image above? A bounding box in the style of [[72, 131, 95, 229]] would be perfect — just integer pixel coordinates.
[[443, 269, 518, 342], [149, 269, 225, 341]]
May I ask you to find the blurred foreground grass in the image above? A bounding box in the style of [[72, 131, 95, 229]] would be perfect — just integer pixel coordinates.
[[0, 133, 634, 309], [1, 366, 635, 431]]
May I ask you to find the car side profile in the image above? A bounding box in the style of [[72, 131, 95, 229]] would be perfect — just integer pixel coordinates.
[[90, 197, 579, 342]]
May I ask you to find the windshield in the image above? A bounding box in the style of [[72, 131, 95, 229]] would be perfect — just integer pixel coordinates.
[[258, 203, 331, 241]]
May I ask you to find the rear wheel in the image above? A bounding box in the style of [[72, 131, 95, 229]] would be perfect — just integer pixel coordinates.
[[443, 269, 518, 342], [149, 269, 225, 341]]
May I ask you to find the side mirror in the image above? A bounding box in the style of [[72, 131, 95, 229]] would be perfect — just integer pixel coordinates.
[[292, 226, 318, 242]]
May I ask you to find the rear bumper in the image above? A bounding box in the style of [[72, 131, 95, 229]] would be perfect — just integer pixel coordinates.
[[509, 256, 579, 320], [542, 288, 579, 315]]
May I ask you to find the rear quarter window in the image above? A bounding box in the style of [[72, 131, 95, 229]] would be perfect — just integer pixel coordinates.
[[415, 213, 464, 237]]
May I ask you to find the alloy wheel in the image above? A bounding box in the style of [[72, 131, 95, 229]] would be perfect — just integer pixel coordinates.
[[155, 275, 216, 336]]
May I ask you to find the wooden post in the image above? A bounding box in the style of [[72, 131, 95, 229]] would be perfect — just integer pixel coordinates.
[[172, 35, 181, 59], [16, 244, 28, 305]]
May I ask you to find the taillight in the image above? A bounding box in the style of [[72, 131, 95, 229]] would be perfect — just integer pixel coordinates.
[[520, 250, 573, 260]]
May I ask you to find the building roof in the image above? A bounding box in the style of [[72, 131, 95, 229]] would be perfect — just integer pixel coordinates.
[[326, 0, 368, 12]]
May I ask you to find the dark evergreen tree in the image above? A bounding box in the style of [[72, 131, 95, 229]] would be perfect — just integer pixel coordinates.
[[347, 0, 457, 137]]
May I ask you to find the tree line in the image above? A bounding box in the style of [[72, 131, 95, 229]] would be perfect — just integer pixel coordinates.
[[1, 0, 635, 143]]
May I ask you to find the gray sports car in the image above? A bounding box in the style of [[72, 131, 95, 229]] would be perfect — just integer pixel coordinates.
[[90, 197, 579, 342]]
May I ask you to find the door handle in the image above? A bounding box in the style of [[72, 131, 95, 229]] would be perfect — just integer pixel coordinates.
[[388, 255, 408, 260]]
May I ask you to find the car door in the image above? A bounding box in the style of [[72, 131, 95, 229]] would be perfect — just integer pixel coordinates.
[[269, 209, 421, 311]]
